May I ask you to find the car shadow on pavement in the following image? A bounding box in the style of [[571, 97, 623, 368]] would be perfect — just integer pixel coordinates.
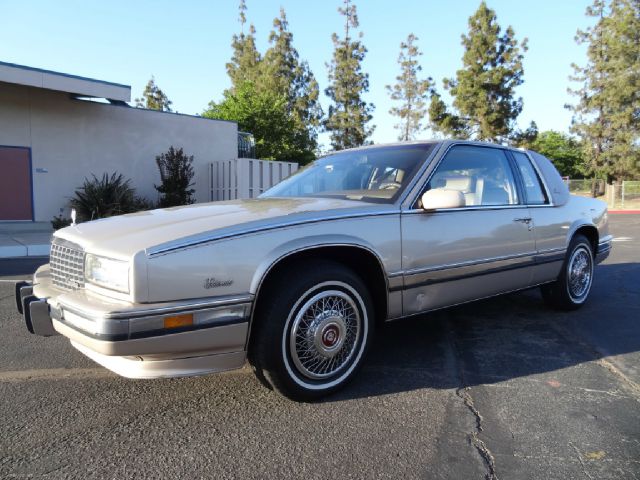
[[327, 262, 640, 403], [0, 257, 49, 277]]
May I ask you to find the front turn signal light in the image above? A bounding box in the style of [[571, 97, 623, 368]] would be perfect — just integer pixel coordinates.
[[164, 314, 194, 329]]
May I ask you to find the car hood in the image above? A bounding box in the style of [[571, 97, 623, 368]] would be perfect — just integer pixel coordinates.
[[55, 197, 392, 259]]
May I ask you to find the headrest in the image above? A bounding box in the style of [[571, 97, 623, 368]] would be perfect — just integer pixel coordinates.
[[445, 176, 473, 192]]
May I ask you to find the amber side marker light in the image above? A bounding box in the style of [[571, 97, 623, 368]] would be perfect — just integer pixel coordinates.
[[164, 314, 194, 329]]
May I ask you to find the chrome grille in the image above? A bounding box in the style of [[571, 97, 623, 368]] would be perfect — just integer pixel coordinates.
[[50, 239, 85, 291]]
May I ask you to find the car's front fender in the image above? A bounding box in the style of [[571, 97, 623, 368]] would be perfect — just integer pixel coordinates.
[[248, 234, 388, 295]]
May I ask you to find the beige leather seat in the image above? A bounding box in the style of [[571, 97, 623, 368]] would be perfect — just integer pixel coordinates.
[[444, 176, 479, 206]]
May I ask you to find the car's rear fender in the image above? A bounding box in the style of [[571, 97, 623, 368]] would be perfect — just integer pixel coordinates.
[[565, 196, 610, 255]]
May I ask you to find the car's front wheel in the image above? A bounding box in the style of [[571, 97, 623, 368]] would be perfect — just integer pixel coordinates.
[[541, 234, 594, 310], [249, 260, 374, 401]]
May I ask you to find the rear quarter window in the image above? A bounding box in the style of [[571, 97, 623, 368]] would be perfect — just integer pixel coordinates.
[[512, 152, 548, 205]]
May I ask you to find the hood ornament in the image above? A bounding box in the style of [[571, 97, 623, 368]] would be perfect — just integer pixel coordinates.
[[71, 209, 77, 226]]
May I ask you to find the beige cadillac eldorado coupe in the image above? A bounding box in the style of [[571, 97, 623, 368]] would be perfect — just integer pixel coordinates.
[[16, 140, 612, 400]]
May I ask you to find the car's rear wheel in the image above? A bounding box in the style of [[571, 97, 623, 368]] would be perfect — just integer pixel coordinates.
[[249, 260, 374, 401], [541, 234, 594, 310]]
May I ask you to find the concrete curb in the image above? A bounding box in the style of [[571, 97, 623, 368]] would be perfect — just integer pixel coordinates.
[[0, 237, 50, 258], [0, 227, 52, 259]]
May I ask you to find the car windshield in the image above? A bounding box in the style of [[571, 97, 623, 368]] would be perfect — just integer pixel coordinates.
[[261, 144, 436, 203]]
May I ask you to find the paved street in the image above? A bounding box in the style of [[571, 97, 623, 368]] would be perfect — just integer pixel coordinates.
[[1, 216, 638, 479]]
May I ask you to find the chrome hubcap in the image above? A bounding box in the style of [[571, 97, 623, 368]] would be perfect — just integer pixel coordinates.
[[568, 246, 592, 301], [289, 290, 361, 380], [316, 318, 344, 354]]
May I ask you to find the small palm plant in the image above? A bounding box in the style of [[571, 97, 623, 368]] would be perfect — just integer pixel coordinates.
[[70, 172, 150, 222]]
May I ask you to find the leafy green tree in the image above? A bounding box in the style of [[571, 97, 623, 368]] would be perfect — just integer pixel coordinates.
[[531, 131, 585, 178], [568, 0, 640, 182], [324, 0, 375, 150], [261, 8, 323, 163], [226, 0, 262, 89], [204, 82, 303, 161], [511, 121, 539, 149], [429, 2, 528, 141], [386, 34, 434, 141], [154, 146, 195, 207], [135, 76, 173, 112]]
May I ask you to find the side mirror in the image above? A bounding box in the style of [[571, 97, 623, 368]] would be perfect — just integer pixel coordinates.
[[421, 189, 465, 211]]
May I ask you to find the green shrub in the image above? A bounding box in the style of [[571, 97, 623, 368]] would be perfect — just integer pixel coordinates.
[[70, 172, 153, 222], [154, 146, 195, 207], [51, 214, 72, 230], [131, 196, 156, 212]]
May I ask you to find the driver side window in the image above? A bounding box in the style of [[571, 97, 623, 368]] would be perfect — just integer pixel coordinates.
[[425, 146, 519, 207]]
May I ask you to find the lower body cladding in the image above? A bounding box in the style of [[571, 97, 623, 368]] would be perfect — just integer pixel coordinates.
[[15, 277, 251, 379]]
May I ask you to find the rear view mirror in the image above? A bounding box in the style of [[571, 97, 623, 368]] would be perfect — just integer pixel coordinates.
[[421, 189, 465, 211]]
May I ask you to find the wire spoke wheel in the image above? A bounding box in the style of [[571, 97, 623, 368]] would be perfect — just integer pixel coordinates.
[[289, 290, 361, 380], [567, 246, 593, 302], [251, 262, 373, 401], [541, 234, 595, 311]]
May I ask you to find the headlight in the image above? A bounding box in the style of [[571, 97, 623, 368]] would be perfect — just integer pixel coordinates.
[[84, 254, 129, 293]]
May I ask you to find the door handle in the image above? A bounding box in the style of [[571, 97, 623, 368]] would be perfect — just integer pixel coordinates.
[[513, 217, 533, 230]]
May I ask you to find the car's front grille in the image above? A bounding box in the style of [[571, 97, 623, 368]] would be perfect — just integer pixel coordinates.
[[50, 239, 85, 291]]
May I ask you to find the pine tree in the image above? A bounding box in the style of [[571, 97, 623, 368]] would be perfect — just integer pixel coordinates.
[[324, 0, 375, 150], [262, 8, 323, 163], [568, 0, 640, 182], [218, 3, 321, 163], [226, 0, 261, 89], [386, 34, 433, 141], [135, 76, 173, 112], [429, 2, 528, 141], [511, 121, 539, 149], [569, 0, 614, 181]]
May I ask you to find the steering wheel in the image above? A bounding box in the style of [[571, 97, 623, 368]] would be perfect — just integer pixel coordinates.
[[379, 182, 402, 190]]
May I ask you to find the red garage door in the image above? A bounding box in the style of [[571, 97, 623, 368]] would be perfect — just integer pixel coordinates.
[[0, 147, 33, 220]]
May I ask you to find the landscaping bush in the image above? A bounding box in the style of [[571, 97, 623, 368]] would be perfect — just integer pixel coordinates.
[[154, 146, 195, 207], [69, 172, 152, 222], [51, 214, 72, 230]]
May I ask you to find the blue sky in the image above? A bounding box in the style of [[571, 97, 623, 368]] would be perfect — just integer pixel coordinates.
[[1, 0, 592, 148]]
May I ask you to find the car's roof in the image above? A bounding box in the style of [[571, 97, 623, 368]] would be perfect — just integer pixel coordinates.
[[330, 139, 520, 155]]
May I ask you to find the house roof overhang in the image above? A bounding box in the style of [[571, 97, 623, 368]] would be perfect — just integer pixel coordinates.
[[0, 61, 131, 102]]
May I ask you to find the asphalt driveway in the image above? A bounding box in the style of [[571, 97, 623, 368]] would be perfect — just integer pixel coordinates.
[[0, 215, 638, 479]]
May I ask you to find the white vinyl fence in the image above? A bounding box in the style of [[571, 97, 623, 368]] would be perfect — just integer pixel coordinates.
[[208, 158, 299, 201]]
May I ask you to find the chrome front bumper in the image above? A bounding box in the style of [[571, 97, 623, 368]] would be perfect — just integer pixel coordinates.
[[595, 235, 613, 264], [15, 266, 251, 378], [16, 281, 58, 337]]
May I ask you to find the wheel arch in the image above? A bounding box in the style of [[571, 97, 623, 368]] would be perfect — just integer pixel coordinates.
[[570, 223, 599, 256], [247, 238, 389, 349]]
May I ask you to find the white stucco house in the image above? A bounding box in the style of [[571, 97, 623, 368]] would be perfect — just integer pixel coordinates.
[[0, 61, 239, 222]]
